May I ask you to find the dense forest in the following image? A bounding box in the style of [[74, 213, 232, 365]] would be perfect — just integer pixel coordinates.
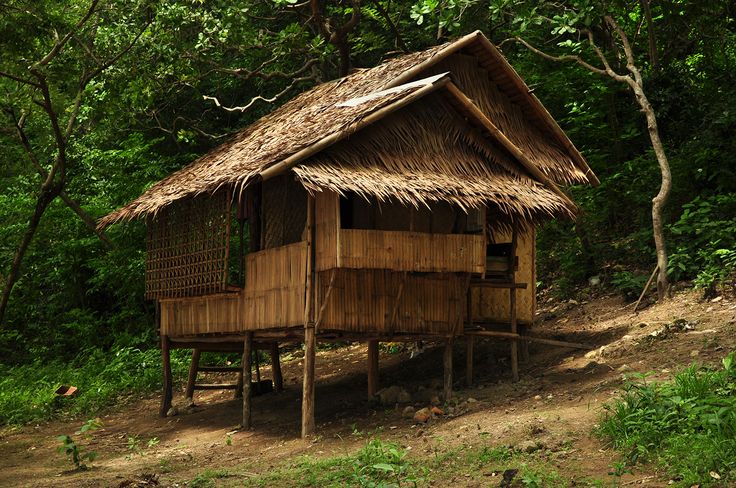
[[0, 0, 734, 424]]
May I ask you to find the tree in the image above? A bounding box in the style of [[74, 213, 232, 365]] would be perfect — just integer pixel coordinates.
[[0, 0, 150, 324], [488, 1, 673, 299]]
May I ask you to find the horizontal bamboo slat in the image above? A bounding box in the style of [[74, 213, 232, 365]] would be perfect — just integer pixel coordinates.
[[339, 229, 485, 273]]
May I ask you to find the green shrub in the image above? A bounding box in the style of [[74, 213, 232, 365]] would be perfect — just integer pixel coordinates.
[[598, 352, 736, 486], [668, 194, 736, 293], [0, 345, 189, 425]]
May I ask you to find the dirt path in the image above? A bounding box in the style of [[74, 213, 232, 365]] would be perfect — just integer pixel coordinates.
[[1, 289, 734, 487]]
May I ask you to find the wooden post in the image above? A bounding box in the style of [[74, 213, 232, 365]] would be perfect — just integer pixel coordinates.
[[443, 339, 453, 402], [509, 227, 519, 382], [235, 364, 244, 399], [465, 335, 474, 387], [367, 340, 379, 399], [271, 342, 283, 392], [302, 194, 316, 438], [253, 347, 262, 393], [519, 324, 530, 363], [159, 334, 173, 417], [242, 332, 253, 429], [302, 326, 316, 437], [185, 348, 201, 402]]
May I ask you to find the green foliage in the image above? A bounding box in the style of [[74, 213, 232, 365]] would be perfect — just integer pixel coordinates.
[[56, 418, 102, 470], [243, 438, 423, 487], [598, 352, 736, 486], [610, 271, 648, 301], [668, 194, 736, 292], [0, 344, 189, 425]]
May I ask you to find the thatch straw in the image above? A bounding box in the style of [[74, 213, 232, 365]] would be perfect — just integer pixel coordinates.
[[294, 93, 574, 227]]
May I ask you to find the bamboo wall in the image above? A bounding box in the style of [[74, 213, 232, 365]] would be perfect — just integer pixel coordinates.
[[159, 292, 242, 336], [340, 229, 484, 273], [243, 241, 307, 329], [317, 270, 465, 335], [471, 227, 536, 323], [159, 241, 307, 336]]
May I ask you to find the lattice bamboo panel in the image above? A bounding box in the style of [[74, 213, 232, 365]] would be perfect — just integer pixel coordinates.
[[146, 192, 230, 299]]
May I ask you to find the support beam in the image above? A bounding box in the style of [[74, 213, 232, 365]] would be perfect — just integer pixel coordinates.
[[271, 342, 283, 392], [302, 325, 316, 438], [519, 324, 530, 363], [510, 227, 519, 382], [465, 335, 474, 387], [242, 332, 253, 429], [367, 340, 379, 399], [159, 334, 173, 417], [185, 348, 201, 402], [443, 339, 453, 402]]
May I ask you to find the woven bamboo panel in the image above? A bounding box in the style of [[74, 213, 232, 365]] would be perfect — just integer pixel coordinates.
[[145, 192, 230, 299], [339, 229, 485, 273], [317, 270, 465, 335], [315, 190, 339, 271], [243, 241, 307, 329], [159, 293, 243, 336], [472, 227, 536, 323]]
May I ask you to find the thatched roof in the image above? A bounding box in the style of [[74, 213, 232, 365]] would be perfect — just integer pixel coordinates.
[[99, 31, 595, 229], [295, 91, 574, 225]]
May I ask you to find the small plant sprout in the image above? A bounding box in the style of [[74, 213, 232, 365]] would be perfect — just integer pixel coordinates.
[[56, 418, 102, 470]]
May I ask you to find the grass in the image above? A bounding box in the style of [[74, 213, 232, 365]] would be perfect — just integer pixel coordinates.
[[598, 351, 736, 486], [190, 437, 596, 487], [0, 346, 189, 425]]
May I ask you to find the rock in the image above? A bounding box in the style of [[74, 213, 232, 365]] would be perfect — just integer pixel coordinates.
[[690, 350, 700, 357], [466, 397, 477, 403], [638, 322, 648, 328], [588, 275, 601, 287], [534, 395, 542, 401], [562, 356, 575, 363], [376, 385, 411, 405], [617, 364, 632, 373], [711, 296, 723, 303], [413, 407, 431, 423], [431, 406, 444, 416], [166, 406, 178, 417], [402, 406, 415, 419], [516, 440, 543, 453], [584, 349, 598, 359]]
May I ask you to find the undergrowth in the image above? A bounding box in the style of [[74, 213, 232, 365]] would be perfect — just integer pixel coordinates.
[[598, 352, 736, 486], [237, 438, 574, 487], [0, 345, 189, 425]]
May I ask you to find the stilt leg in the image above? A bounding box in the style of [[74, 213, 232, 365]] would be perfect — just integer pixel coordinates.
[[185, 348, 201, 403], [519, 324, 530, 363], [235, 360, 244, 399], [367, 340, 379, 399], [443, 339, 453, 402], [301, 326, 316, 438], [242, 332, 253, 429], [159, 335, 173, 417], [465, 336, 474, 387], [510, 288, 519, 382], [253, 347, 262, 394], [271, 342, 283, 392]]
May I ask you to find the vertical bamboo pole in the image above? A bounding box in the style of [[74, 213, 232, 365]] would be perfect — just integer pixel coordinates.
[[302, 194, 316, 438], [185, 348, 201, 402], [242, 332, 253, 429], [159, 333, 173, 417], [443, 338, 453, 401], [367, 340, 379, 399], [465, 336, 474, 387], [510, 227, 519, 382], [271, 342, 283, 392]]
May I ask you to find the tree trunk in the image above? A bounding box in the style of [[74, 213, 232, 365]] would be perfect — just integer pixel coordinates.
[[633, 84, 671, 299], [0, 189, 59, 323]]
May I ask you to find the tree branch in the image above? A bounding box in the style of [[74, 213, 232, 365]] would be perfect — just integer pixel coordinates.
[[203, 74, 316, 112]]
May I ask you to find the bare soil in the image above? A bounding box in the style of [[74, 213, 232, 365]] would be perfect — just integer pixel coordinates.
[[2, 289, 735, 487]]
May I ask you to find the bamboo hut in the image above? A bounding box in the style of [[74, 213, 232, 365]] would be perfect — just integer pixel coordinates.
[[100, 31, 597, 437]]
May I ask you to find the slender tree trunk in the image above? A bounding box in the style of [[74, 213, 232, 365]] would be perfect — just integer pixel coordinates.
[[0, 190, 59, 323], [632, 84, 671, 299]]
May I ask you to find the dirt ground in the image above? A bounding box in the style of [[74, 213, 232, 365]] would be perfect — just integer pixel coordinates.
[[2, 289, 735, 487]]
